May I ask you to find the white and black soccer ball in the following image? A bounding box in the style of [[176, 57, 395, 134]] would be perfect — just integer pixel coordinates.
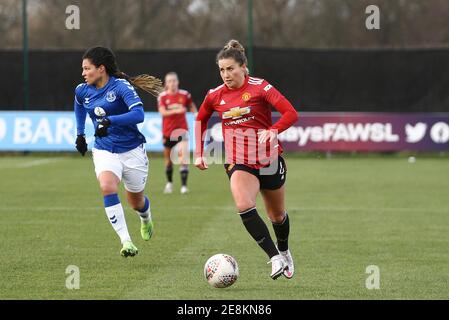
[[204, 253, 239, 288]]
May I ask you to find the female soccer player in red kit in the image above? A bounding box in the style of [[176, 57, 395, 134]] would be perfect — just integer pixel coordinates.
[[158, 72, 197, 194], [195, 40, 299, 280]]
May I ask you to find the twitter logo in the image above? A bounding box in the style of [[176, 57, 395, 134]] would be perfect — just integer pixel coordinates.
[[405, 123, 427, 143]]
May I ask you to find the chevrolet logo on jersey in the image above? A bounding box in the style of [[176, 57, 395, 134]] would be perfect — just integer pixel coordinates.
[[167, 103, 183, 110], [222, 107, 251, 120]]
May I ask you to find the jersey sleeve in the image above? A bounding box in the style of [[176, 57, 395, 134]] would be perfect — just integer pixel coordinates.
[[74, 84, 87, 135], [108, 105, 145, 126], [261, 81, 298, 134], [157, 94, 166, 109], [269, 98, 298, 133], [117, 80, 143, 109], [261, 80, 285, 107]]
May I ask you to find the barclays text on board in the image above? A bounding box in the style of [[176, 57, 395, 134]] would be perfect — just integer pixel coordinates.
[[0, 111, 195, 152]]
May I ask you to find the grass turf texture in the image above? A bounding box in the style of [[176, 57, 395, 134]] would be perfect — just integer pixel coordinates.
[[0, 154, 448, 299]]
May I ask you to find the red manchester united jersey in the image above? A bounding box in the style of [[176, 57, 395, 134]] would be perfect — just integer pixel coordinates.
[[198, 76, 288, 168], [158, 89, 192, 137]]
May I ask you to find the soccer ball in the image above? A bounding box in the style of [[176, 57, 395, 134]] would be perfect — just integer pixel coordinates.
[[204, 253, 239, 288]]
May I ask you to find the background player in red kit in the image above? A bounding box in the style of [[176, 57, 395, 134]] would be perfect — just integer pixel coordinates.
[[158, 72, 197, 194], [195, 40, 299, 280]]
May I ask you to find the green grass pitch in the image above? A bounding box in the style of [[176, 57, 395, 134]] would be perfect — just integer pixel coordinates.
[[0, 154, 448, 299]]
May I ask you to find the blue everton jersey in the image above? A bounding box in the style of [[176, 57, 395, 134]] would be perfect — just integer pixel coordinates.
[[74, 76, 146, 153]]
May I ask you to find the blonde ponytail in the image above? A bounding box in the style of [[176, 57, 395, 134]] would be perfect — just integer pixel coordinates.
[[129, 74, 163, 97], [115, 71, 163, 97]]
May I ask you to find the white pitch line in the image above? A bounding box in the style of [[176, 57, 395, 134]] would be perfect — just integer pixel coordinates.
[[15, 158, 64, 168], [0, 206, 101, 212]]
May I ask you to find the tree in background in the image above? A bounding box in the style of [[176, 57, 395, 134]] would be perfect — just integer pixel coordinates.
[[0, 0, 21, 49], [1, 0, 449, 49]]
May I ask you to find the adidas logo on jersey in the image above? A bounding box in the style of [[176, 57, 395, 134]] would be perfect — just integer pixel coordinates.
[[220, 99, 226, 105]]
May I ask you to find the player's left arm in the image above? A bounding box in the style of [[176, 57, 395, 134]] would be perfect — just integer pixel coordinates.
[[189, 102, 198, 119], [106, 82, 145, 126], [186, 92, 198, 114], [258, 82, 299, 143], [108, 106, 145, 126]]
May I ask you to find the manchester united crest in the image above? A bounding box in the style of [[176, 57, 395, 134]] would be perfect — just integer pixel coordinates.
[[242, 92, 251, 102]]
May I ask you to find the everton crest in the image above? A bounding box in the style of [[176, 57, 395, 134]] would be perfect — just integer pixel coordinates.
[[106, 90, 116, 102]]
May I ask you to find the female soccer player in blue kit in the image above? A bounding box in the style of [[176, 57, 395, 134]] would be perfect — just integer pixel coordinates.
[[74, 47, 163, 257]]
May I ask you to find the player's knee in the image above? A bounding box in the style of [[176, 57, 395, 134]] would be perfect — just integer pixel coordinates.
[[99, 181, 118, 195], [267, 210, 285, 223], [236, 201, 256, 213], [129, 200, 144, 211]]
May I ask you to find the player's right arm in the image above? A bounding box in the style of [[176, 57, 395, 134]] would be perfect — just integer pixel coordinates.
[[194, 92, 215, 170], [74, 84, 87, 135], [74, 84, 88, 156]]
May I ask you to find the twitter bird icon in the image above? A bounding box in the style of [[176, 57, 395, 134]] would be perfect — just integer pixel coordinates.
[[405, 123, 427, 143]]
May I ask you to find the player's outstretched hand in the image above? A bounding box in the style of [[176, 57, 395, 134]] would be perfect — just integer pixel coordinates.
[[75, 134, 87, 156], [195, 157, 208, 170], [95, 118, 111, 138]]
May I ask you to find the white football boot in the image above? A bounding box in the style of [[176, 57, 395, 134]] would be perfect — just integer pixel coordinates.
[[163, 182, 173, 194], [180, 186, 189, 194], [268, 254, 288, 280], [279, 249, 294, 279]]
